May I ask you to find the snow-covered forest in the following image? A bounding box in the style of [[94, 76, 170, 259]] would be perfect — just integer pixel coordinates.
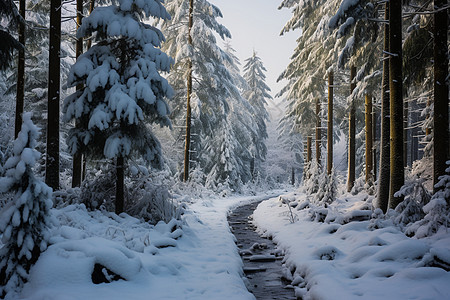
[[0, 0, 449, 299]]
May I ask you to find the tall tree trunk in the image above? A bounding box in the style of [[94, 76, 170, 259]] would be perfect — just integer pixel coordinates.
[[307, 136, 312, 163], [46, 0, 62, 190], [426, 97, 431, 136], [327, 71, 333, 175], [365, 94, 373, 183], [115, 156, 124, 214], [347, 65, 357, 191], [291, 167, 295, 185], [315, 98, 321, 165], [183, 0, 194, 182], [388, 0, 404, 209], [72, 0, 84, 188], [372, 107, 377, 180], [404, 99, 409, 167], [15, 0, 25, 139], [86, 0, 95, 49], [433, 0, 449, 194], [377, 3, 390, 213]]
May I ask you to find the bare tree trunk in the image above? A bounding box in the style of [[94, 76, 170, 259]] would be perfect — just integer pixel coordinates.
[[115, 156, 124, 214], [388, 0, 404, 209], [377, 3, 390, 213], [433, 0, 449, 194], [72, 0, 84, 188], [307, 136, 312, 162], [404, 99, 409, 167], [46, 0, 62, 190], [316, 98, 321, 165], [327, 71, 333, 175], [15, 0, 25, 139], [347, 65, 356, 191], [183, 0, 194, 182], [372, 107, 377, 180], [426, 97, 431, 136], [365, 94, 373, 183], [291, 167, 295, 185]]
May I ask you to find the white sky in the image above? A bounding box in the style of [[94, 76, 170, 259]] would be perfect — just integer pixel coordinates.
[[208, 0, 298, 104]]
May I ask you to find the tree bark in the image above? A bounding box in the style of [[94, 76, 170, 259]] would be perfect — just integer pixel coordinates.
[[327, 71, 333, 175], [315, 98, 321, 165], [72, 0, 84, 188], [377, 3, 390, 213], [365, 94, 373, 183], [307, 136, 312, 163], [86, 0, 96, 49], [15, 0, 25, 139], [404, 99, 409, 167], [388, 0, 404, 209], [347, 65, 356, 191], [115, 156, 124, 214], [46, 0, 62, 190], [372, 107, 377, 180], [433, 0, 449, 194], [183, 0, 194, 182]]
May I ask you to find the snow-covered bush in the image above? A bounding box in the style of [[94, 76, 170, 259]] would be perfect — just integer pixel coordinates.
[[303, 159, 322, 196], [127, 174, 181, 224], [314, 168, 338, 205], [0, 113, 52, 298], [406, 162, 450, 238], [393, 177, 431, 228]]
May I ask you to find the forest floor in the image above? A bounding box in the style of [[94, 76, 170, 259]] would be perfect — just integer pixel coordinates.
[[17, 188, 450, 300]]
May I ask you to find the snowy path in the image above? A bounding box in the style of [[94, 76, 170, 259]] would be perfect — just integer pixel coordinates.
[[20, 191, 289, 300], [229, 201, 296, 299]]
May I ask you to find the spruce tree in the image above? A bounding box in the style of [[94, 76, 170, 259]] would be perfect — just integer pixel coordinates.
[[0, 113, 52, 298], [63, 0, 173, 213]]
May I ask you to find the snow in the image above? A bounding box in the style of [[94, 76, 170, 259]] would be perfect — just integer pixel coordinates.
[[253, 191, 450, 300], [17, 192, 284, 300]]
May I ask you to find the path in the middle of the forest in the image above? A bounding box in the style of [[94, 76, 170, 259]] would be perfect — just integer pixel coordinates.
[[228, 200, 296, 300]]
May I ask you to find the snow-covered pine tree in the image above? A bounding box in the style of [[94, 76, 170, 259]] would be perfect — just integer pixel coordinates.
[[159, 0, 253, 190], [63, 0, 173, 213], [0, 113, 52, 298], [243, 50, 271, 164]]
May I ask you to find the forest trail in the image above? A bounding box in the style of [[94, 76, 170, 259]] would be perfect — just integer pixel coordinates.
[[229, 200, 296, 300]]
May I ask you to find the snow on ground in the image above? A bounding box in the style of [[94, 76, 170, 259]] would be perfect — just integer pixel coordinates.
[[19, 190, 287, 300], [253, 191, 450, 300]]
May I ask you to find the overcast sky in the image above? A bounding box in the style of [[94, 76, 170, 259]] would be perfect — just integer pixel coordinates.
[[208, 0, 298, 104]]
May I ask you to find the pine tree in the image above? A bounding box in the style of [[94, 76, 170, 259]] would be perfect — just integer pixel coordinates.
[[0, 113, 52, 298], [243, 50, 271, 163], [389, 0, 404, 209], [0, 0, 23, 71], [159, 0, 252, 189], [63, 0, 173, 213]]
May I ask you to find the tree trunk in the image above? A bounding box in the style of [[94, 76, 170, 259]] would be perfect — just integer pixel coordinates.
[[46, 0, 62, 190], [433, 0, 449, 194], [388, 0, 404, 209], [115, 156, 124, 214], [347, 65, 356, 191], [250, 157, 255, 180], [291, 167, 295, 185], [426, 97, 431, 136], [365, 94, 373, 183], [327, 71, 333, 175], [15, 0, 25, 139], [404, 99, 409, 167], [72, 0, 84, 188], [372, 107, 377, 180], [86, 0, 96, 49], [315, 98, 321, 165], [307, 136, 312, 163], [377, 3, 390, 213], [183, 0, 194, 182]]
